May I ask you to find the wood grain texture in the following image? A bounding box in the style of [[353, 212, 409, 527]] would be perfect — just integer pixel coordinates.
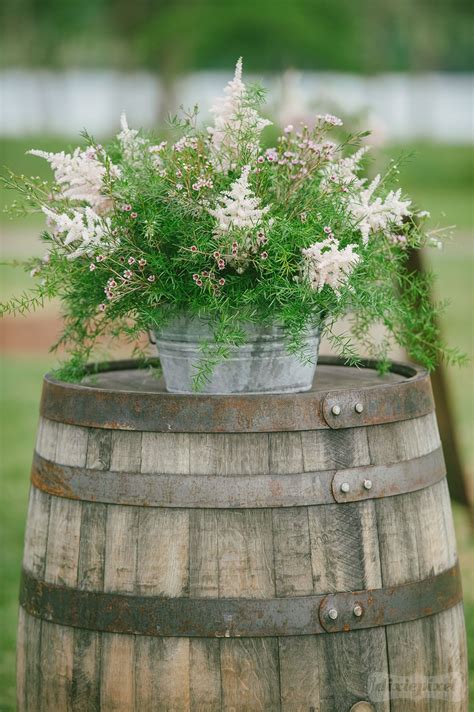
[[136, 508, 189, 596], [368, 412, 440, 464], [103, 506, 139, 593], [101, 415, 140, 712], [282, 498, 389, 711], [376, 478, 467, 711], [71, 502, 106, 711], [100, 634, 135, 712], [308, 500, 382, 593], [35, 417, 59, 460], [109, 430, 142, 472], [190, 639, 221, 711], [40, 488, 81, 710], [383, 604, 467, 712], [71, 630, 101, 712], [272, 507, 313, 596], [189, 509, 219, 598], [22, 487, 50, 577], [77, 503, 106, 592], [40, 620, 75, 712], [86, 428, 112, 470], [220, 638, 280, 712], [269, 431, 303, 474], [135, 638, 190, 711], [17, 609, 43, 712], [217, 509, 275, 598], [301, 427, 371, 470], [141, 431, 190, 474], [189, 433, 270, 475], [55, 422, 89, 466], [44, 496, 82, 586]]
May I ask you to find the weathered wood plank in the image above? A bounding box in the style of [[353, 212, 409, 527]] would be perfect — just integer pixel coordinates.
[[17, 609, 43, 712], [217, 508, 279, 709], [217, 509, 275, 598], [71, 501, 106, 711], [376, 479, 456, 586], [35, 417, 59, 460], [77, 502, 106, 592], [297, 499, 389, 711], [100, 634, 135, 712], [40, 488, 81, 712], [376, 478, 467, 711], [22, 487, 50, 577], [44, 497, 82, 586], [189, 433, 270, 475], [220, 638, 280, 711], [383, 604, 468, 712], [55, 422, 89, 466], [71, 630, 101, 712], [100, 433, 142, 710], [308, 500, 382, 592], [301, 427, 371, 471], [104, 506, 139, 593], [39, 621, 75, 712], [189, 509, 219, 598], [141, 432, 190, 474], [272, 507, 313, 596], [136, 508, 189, 596], [190, 639, 221, 712], [279, 636, 329, 711], [86, 428, 112, 470], [269, 431, 303, 474], [135, 638, 190, 711], [109, 430, 142, 472], [368, 412, 440, 464]]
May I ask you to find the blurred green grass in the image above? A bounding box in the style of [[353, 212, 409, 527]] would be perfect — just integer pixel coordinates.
[[1, 138, 473, 709]]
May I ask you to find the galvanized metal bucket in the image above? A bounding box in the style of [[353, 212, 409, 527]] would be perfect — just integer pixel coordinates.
[[152, 316, 320, 394]]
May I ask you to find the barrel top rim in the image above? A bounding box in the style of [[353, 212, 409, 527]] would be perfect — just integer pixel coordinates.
[[39, 357, 434, 433], [44, 356, 426, 395]]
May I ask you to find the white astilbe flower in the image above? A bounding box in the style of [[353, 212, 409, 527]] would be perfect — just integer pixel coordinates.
[[29, 146, 118, 213], [117, 112, 148, 166], [207, 57, 272, 171], [302, 237, 360, 295], [42, 206, 113, 259], [209, 165, 270, 233], [322, 146, 369, 190], [348, 175, 412, 245]]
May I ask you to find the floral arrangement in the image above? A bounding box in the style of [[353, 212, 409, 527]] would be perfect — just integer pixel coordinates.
[[1, 59, 463, 385]]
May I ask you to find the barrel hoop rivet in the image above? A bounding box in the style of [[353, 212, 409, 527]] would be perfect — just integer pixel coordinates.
[[19, 563, 462, 638], [30, 447, 446, 509]]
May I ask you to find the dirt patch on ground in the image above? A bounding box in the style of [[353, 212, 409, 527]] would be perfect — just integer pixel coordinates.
[[0, 313, 149, 357]]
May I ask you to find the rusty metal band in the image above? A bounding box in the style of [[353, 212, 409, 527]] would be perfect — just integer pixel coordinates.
[[19, 562, 462, 638], [39, 357, 434, 433], [30, 447, 446, 509]]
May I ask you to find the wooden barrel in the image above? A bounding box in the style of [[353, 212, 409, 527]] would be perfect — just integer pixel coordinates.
[[17, 357, 467, 711]]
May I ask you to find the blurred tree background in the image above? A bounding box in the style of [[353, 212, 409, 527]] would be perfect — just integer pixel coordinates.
[[1, 0, 473, 73]]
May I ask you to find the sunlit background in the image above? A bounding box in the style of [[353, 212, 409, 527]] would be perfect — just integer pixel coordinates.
[[1, 1, 473, 707]]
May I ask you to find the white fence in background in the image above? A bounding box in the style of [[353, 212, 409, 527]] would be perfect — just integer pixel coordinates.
[[0, 69, 473, 141]]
